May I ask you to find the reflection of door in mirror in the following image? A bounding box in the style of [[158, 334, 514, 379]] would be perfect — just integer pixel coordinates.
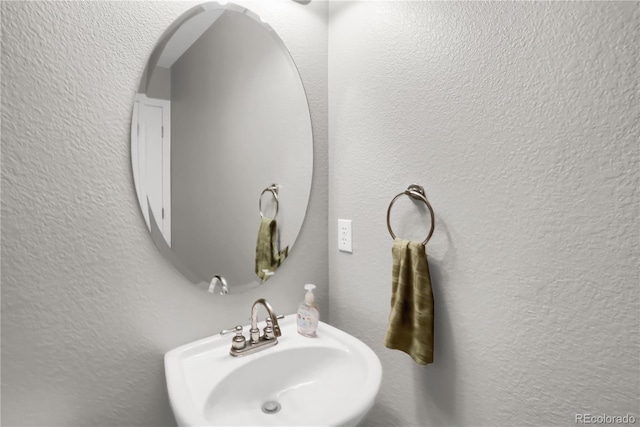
[[131, 94, 171, 247]]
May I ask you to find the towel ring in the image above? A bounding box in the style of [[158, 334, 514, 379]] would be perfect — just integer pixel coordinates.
[[387, 184, 435, 246], [259, 183, 279, 218]]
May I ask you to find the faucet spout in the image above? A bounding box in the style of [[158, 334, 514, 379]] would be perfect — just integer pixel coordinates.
[[250, 298, 282, 340], [208, 275, 229, 295]]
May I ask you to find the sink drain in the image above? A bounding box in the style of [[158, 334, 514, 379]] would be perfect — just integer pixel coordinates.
[[261, 400, 281, 414]]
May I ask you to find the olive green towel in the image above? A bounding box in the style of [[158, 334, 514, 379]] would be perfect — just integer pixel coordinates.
[[255, 217, 288, 281], [384, 238, 434, 365]]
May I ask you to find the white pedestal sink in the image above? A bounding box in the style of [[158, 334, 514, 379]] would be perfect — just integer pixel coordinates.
[[165, 315, 382, 427]]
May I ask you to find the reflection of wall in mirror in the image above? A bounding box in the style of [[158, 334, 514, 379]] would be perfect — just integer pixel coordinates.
[[146, 66, 171, 100], [169, 10, 312, 287]]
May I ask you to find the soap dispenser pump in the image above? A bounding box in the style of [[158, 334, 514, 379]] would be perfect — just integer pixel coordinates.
[[297, 284, 319, 337]]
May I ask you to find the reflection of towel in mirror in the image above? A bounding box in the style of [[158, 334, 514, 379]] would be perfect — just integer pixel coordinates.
[[384, 238, 434, 365], [255, 217, 289, 281]]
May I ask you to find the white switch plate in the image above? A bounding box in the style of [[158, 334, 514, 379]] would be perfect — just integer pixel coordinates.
[[338, 219, 353, 253]]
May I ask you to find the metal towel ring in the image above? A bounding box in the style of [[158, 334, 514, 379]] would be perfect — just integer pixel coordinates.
[[259, 184, 279, 218], [387, 184, 435, 246]]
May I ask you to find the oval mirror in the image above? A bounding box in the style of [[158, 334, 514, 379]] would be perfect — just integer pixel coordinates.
[[131, 2, 313, 294]]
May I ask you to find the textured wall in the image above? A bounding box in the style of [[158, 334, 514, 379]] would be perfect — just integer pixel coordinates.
[[329, 2, 638, 427], [0, 1, 327, 426]]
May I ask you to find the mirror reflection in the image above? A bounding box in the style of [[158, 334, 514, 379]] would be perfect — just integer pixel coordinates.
[[131, 2, 313, 293]]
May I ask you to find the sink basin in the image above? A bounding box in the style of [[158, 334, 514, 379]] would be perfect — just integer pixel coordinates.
[[165, 315, 382, 427]]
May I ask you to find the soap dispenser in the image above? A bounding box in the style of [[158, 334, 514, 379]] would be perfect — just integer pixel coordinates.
[[297, 284, 319, 337]]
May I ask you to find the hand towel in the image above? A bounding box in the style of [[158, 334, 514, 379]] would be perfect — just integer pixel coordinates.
[[255, 217, 289, 281], [384, 238, 434, 365]]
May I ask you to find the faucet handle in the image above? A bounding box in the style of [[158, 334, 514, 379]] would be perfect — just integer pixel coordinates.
[[220, 325, 243, 336], [220, 325, 246, 350], [264, 318, 275, 340], [264, 315, 285, 340], [272, 314, 284, 337]]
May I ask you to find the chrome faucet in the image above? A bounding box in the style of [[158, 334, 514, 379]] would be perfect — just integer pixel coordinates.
[[208, 275, 229, 295], [220, 299, 283, 357]]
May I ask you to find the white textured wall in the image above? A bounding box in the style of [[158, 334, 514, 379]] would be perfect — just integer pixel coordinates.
[[0, 1, 327, 426], [329, 2, 639, 427]]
